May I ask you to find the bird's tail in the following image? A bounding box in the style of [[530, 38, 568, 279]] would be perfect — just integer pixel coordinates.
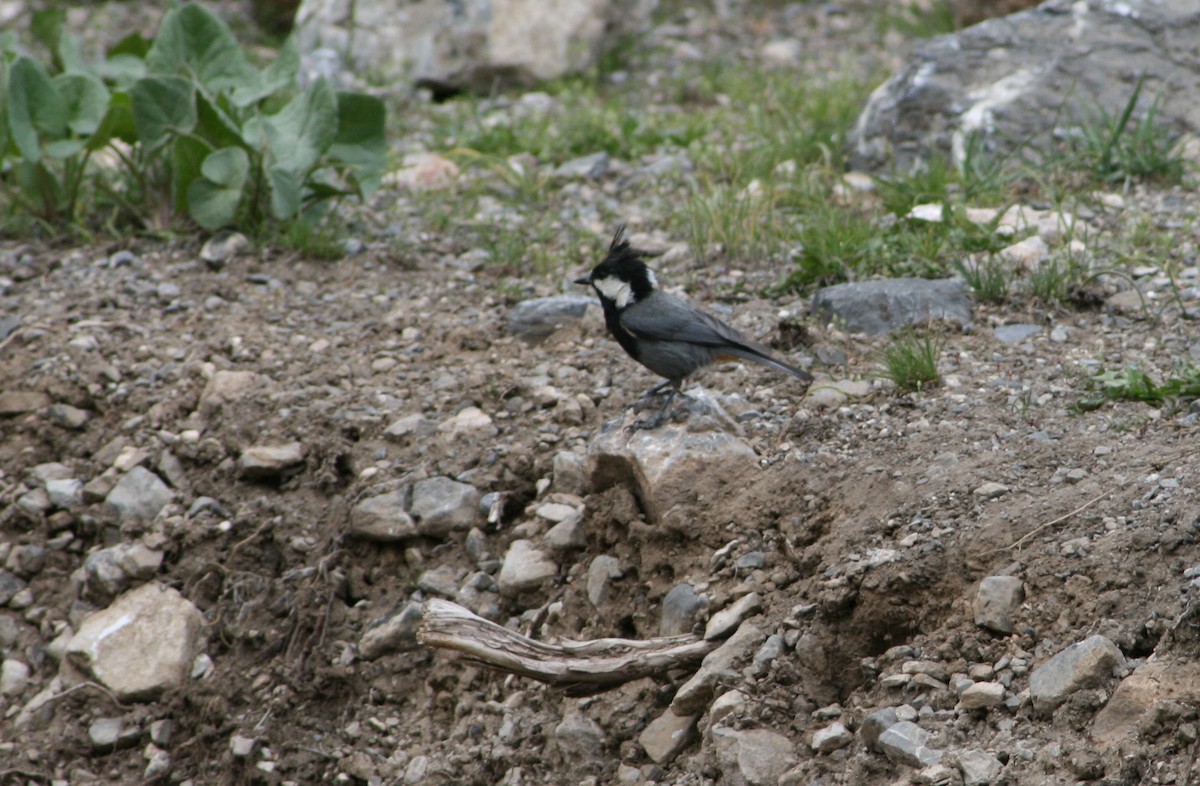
[[722, 347, 813, 385]]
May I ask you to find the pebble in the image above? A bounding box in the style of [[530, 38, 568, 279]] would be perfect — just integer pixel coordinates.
[[1028, 634, 1125, 714], [89, 717, 140, 751], [704, 592, 762, 640], [972, 482, 1010, 501], [437, 406, 498, 438], [199, 230, 249, 267], [639, 708, 697, 764], [0, 658, 31, 695], [498, 540, 558, 596], [384, 414, 435, 440], [973, 575, 1024, 634], [350, 491, 418, 542], [359, 600, 423, 659], [960, 681, 1005, 709], [543, 514, 586, 550], [957, 748, 1004, 786], [0, 390, 51, 414], [237, 442, 306, 478], [993, 324, 1041, 345], [553, 710, 607, 763], [710, 727, 797, 786], [585, 554, 622, 606], [811, 722, 853, 753], [660, 583, 709, 636], [877, 720, 943, 767], [105, 467, 173, 525], [416, 565, 464, 598], [46, 403, 90, 429], [672, 622, 764, 715]]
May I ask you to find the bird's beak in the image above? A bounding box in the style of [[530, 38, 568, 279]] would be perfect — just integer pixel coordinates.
[[573, 275, 591, 286]]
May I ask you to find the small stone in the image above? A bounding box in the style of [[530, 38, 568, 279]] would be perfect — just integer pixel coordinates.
[[972, 482, 1010, 501], [0, 570, 28, 606], [1029, 634, 1125, 714], [639, 708, 697, 764], [672, 622, 765, 715], [1, 659, 31, 695], [359, 600, 423, 659], [507, 296, 592, 341], [416, 564, 463, 598], [89, 717, 140, 751], [437, 406, 498, 438], [958, 748, 1004, 786], [999, 235, 1049, 269], [860, 707, 900, 752], [762, 37, 802, 63], [993, 324, 1041, 345], [410, 476, 482, 536], [811, 722, 853, 753], [45, 478, 83, 509], [710, 727, 798, 786], [16, 488, 51, 518], [585, 554, 622, 607], [552, 451, 587, 495], [149, 719, 176, 746], [384, 413, 435, 440], [877, 721, 943, 768], [350, 491, 418, 542], [974, 575, 1024, 634], [554, 710, 607, 763], [237, 442, 306, 478], [705, 592, 762, 640], [543, 514, 586, 550], [498, 540, 557, 596], [47, 403, 91, 429], [0, 390, 51, 415], [230, 734, 257, 757], [660, 583, 708, 636], [105, 467, 173, 525], [960, 681, 1005, 709], [144, 745, 171, 780], [198, 370, 271, 416], [200, 230, 249, 267]]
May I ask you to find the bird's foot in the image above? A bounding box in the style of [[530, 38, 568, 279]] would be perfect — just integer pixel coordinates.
[[626, 390, 678, 431]]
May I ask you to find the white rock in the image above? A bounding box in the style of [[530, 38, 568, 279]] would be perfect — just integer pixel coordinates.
[[710, 726, 797, 786], [1, 658, 31, 695], [1029, 635, 1125, 714], [498, 540, 557, 596], [438, 406, 498, 438], [585, 554, 622, 607], [974, 575, 1024, 634], [639, 708, 697, 764], [811, 722, 853, 753], [66, 582, 206, 701], [960, 681, 1006, 709]]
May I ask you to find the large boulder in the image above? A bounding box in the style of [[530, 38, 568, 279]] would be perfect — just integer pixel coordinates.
[[294, 0, 657, 94], [847, 0, 1200, 172]]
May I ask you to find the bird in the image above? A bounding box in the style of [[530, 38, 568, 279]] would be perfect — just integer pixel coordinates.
[[574, 228, 813, 430]]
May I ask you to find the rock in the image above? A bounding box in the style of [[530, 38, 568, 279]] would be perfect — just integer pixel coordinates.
[[384, 413, 435, 441], [293, 0, 652, 92], [416, 565, 464, 598], [543, 513, 586, 550], [660, 583, 709, 636], [45, 478, 84, 509], [1, 658, 31, 695], [88, 717, 141, 751], [83, 543, 164, 600], [973, 575, 1023, 634], [497, 540, 557, 596], [150, 719, 176, 746], [105, 467, 173, 525], [704, 592, 762, 640], [672, 622, 765, 715], [554, 710, 607, 763], [960, 681, 1005, 710], [585, 554, 622, 607], [640, 708, 698, 764], [508, 295, 592, 340], [998, 236, 1049, 269], [27, 462, 74, 486], [410, 476, 481, 536], [587, 393, 757, 525], [0, 570, 28, 606], [350, 491, 418, 542], [237, 442, 306, 479], [230, 734, 257, 757], [359, 600, 423, 659], [553, 152, 609, 179], [198, 370, 271, 416], [860, 707, 899, 752], [708, 689, 748, 734], [847, 0, 1200, 172], [47, 403, 91, 429], [200, 230, 249, 267], [957, 748, 1004, 786], [993, 324, 1041, 345], [1028, 634, 1125, 715], [16, 488, 50, 518], [437, 407, 498, 439], [811, 722, 853, 754], [1105, 288, 1148, 316], [877, 721, 943, 768], [144, 745, 172, 779], [810, 278, 972, 335], [710, 727, 798, 786], [552, 451, 587, 495], [0, 390, 51, 415], [972, 482, 1010, 501], [66, 582, 206, 701], [1092, 660, 1200, 743], [385, 152, 461, 189]]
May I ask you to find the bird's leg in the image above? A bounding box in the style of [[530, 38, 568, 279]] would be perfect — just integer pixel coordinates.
[[629, 382, 681, 430], [639, 380, 675, 399]]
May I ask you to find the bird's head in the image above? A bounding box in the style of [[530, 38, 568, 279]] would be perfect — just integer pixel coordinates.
[[574, 227, 658, 309]]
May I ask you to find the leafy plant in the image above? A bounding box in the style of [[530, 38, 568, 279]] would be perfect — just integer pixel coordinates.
[[1066, 76, 1183, 186], [1074, 365, 1200, 412], [0, 3, 386, 233], [956, 255, 1010, 304], [880, 331, 942, 392]]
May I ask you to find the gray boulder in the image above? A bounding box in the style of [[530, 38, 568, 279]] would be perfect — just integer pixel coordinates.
[[294, 0, 656, 94], [811, 278, 972, 335], [847, 0, 1200, 172]]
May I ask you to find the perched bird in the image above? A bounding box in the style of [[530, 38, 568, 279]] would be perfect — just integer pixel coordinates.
[[575, 228, 812, 429]]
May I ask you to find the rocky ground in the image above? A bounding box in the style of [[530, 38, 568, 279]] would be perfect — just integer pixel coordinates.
[[3, 2, 1200, 786]]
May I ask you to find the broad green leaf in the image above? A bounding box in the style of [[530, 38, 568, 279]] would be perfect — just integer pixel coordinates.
[[54, 73, 111, 135], [171, 135, 211, 212], [7, 56, 68, 162], [329, 92, 386, 197], [97, 54, 147, 88], [201, 146, 249, 188], [146, 4, 254, 93], [30, 8, 65, 59], [188, 147, 251, 229], [109, 33, 152, 60], [195, 90, 246, 150], [88, 92, 137, 150], [266, 165, 301, 219], [263, 77, 337, 176], [131, 75, 196, 150], [230, 36, 299, 108], [14, 160, 64, 215], [57, 35, 90, 76], [45, 139, 86, 159]]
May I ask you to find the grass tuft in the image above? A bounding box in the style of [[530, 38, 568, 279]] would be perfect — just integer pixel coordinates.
[[880, 331, 942, 392]]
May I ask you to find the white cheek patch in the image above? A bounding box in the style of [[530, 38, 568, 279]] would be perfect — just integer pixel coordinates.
[[593, 275, 635, 308]]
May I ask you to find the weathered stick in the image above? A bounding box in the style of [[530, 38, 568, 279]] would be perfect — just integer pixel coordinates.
[[418, 599, 718, 694]]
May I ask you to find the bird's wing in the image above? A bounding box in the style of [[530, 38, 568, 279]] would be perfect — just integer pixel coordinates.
[[619, 292, 769, 353]]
